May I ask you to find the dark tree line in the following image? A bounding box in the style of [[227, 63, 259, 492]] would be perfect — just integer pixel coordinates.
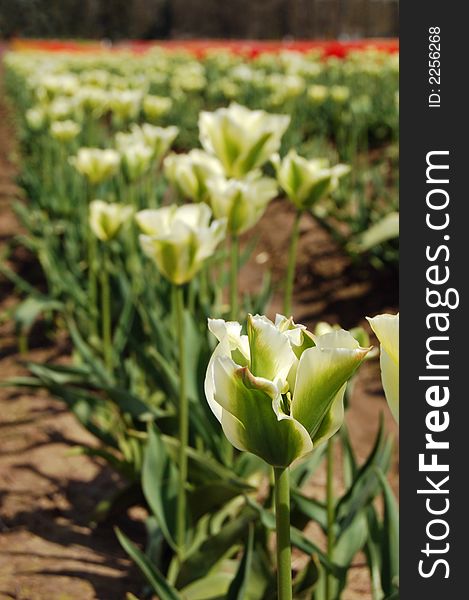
[[0, 0, 398, 40]]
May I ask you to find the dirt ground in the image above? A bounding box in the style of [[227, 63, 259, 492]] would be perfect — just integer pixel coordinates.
[[0, 60, 398, 599]]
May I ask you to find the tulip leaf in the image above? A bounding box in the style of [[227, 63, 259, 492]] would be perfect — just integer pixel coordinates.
[[112, 275, 136, 356], [290, 445, 326, 489], [66, 316, 112, 385], [292, 556, 321, 599], [161, 434, 254, 492], [142, 426, 178, 552], [335, 417, 393, 534], [375, 468, 399, 597], [115, 527, 181, 600], [290, 489, 327, 531], [226, 524, 254, 600], [364, 506, 385, 600], [349, 211, 399, 253], [179, 573, 233, 600], [176, 511, 254, 588], [13, 296, 63, 331]]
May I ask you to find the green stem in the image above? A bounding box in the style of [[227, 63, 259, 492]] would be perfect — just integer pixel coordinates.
[[283, 210, 302, 317], [274, 466, 292, 600], [175, 285, 188, 560], [88, 230, 98, 336], [326, 437, 335, 600], [199, 263, 209, 308], [100, 249, 112, 372], [230, 234, 239, 320]]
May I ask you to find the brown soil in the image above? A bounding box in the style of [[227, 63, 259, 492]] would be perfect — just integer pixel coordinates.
[[0, 54, 398, 599]]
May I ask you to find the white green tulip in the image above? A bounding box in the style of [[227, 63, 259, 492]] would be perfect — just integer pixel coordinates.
[[50, 119, 81, 143], [70, 148, 121, 185], [272, 150, 350, 211], [120, 142, 154, 182], [136, 203, 226, 285], [25, 106, 47, 131], [109, 89, 143, 122], [89, 200, 133, 242], [139, 123, 179, 161], [143, 95, 173, 121], [164, 149, 224, 203], [198, 102, 290, 178], [367, 313, 399, 422], [205, 314, 370, 467], [307, 85, 329, 104], [206, 173, 278, 235]]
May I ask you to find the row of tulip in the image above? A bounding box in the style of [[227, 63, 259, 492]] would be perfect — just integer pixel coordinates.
[[3, 47, 399, 600], [5, 45, 399, 267]]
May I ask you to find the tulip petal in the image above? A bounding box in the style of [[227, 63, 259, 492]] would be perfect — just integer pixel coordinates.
[[311, 383, 346, 447], [367, 313, 399, 422], [380, 347, 399, 422], [292, 335, 370, 438], [212, 357, 313, 467], [247, 314, 297, 384], [367, 314, 399, 364]]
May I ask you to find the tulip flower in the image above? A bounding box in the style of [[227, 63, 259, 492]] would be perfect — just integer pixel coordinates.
[[272, 150, 350, 316], [272, 150, 350, 211], [164, 149, 224, 203], [206, 173, 278, 235], [25, 106, 47, 131], [135, 203, 226, 285], [50, 119, 81, 143], [198, 102, 290, 178], [205, 314, 370, 467], [143, 95, 173, 121], [137, 124, 179, 162], [109, 89, 143, 122], [70, 148, 120, 185], [120, 142, 154, 183], [205, 314, 370, 600], [48, 97, 78, 122], [118, 124, 178, 164], [76, 86, 109, 118], [307, 85, 329, 104], [89, 200, 133, 242], [367, 313, 399, 422]]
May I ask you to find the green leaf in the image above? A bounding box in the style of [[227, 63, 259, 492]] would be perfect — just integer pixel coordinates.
[[179, 573, 233, 600], [365, 506, 384, 600], [176, 512, 254, 588], [142, 426, 178, 552], [335, 416, 392, 535], [292, 556, 320, 599], [226, 524, 254, 600], [66, 316, 112, 385], [349, 211, 399, 253], [115, 527, 180, 600], [162, 435, 254, 493], [376, 468, 399, 597], [290, 445, 326, 488], [291, 489, 327, 531], [14, 296, 63, 331]]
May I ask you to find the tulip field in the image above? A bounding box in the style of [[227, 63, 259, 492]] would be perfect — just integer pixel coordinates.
[[0, 42, 399, 600]]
